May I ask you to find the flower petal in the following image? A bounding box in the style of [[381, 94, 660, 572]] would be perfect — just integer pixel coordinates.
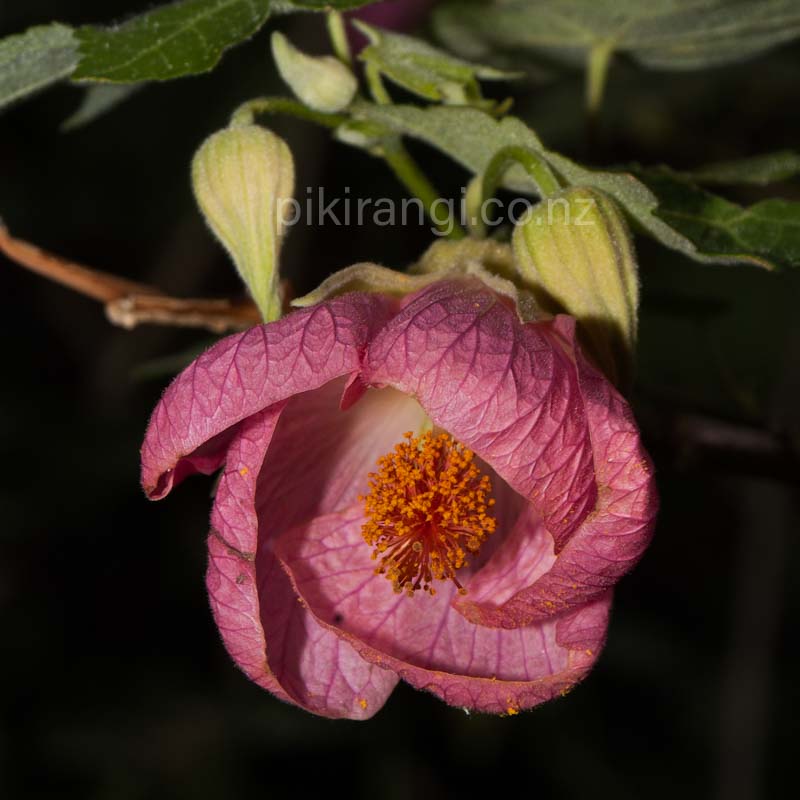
[[364, 279, 598, 553], [141, 293, 394, 499], [207, 407, 398, 719], [462, 506, 556, 610], [456, 315, 658, 626], [362, 280, 656, 626], [277, 506, 611, 714], [254, 378, 428, 538]]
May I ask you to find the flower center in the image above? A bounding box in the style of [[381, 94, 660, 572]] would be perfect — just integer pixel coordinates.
[[360, 431, 496, 597]]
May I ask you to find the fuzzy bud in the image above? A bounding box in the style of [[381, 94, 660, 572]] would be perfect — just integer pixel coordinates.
[[191, 124, 295, 322], [271, 32, 357, 113], [512, 187, 639, 386]]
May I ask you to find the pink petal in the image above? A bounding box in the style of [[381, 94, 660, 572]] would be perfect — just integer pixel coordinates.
[[457, 316, 658, 626], [361, 280, 656, 627], [207, 406, 398, 719], [254, 378, 428, 538], [277, 506, 611, 714], [463, 507, 556, 610], [141, 293, 394, 500], [364, 279, 598, 553]]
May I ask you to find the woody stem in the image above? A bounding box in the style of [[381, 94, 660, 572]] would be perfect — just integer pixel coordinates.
[[0, 225, 260, 332]]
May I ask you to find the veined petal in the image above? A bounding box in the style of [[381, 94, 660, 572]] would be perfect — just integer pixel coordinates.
[[364, 279, 597, 552], [462, 507, 556, 611], [141, 293, 394, 500], [363, 279, 596, 549], [254, 378, 428, 538], [362, 280, 655, 627], [207, 407, 398, 719], [457, 316, 658, 627], [277, 506, 610, 714]]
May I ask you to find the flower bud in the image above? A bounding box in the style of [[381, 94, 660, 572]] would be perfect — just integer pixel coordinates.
[[191, 124, 294, 322], [512, 187, 639, 386], [271, 32, 357, 113]]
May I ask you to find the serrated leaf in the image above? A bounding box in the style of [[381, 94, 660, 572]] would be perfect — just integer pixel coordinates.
[[73, 0, 273, 83], [632, 168, 800, 270], [0, 24, 78, 111], [351, 102, 786, 268], [356, 21, 518, 107], [680, 151, 800, 186], [434, 0, 800, 71]]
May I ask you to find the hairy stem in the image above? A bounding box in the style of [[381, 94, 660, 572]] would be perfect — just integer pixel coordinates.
[[230, 97, 347, 129], [382, 140, 464, 240], [474, 145, 564, 234]]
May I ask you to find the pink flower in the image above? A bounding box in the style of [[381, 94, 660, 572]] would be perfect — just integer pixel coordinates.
[[141, 278, 657, 719]]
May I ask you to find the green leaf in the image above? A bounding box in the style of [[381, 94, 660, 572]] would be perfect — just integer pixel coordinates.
[[62, 84, 142, 130], [351, 102, 791, 268], [276, 0, 376, 8], [434, 0, 800, 71], [352, 104, 684, 246], [680, 150, 800, 186], [355, 21, 518, 108], [632, 168, 800, 270], [0, 24, 78, 111], [353, 102, 546, 188], [73, 0, 273, 83]]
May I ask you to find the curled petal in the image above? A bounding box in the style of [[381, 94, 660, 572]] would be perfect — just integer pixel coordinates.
[[141, 293, 395, 500], [457, 316, 658, 626], [462, 507, 556, 611], [207, 407, 398, 719], [143, 275, 656, 719], [364, 279, 598, 552], [277, 506, 611, 714], [362, 280, 656, 626]]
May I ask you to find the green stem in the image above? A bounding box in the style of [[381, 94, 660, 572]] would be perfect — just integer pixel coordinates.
[[365, 62, 392, 105], [586, 40, 614, 117], [327, 11, 352, 66], [383, 139, 464, 240], [230, 97, 347, 129], [464, 176, 486, 238], [478, 145, 562, 230], [362, 60, 463, 239]]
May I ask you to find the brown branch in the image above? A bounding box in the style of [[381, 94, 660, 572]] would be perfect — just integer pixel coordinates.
[[106, 294, 261, 333], [0, 224, 260, 333], [0, 224, 153, 302]]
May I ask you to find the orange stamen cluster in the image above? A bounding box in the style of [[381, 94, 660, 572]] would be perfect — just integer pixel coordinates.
[[360, 431, 496, 597]]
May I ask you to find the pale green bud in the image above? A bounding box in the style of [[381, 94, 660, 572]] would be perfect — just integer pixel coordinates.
[[191, 124, 294, 322], [512, 187, 639, 386], [271, 32, 357, 113]]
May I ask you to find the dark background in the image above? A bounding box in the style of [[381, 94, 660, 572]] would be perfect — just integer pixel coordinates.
[[1, 2, 798, 798]]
